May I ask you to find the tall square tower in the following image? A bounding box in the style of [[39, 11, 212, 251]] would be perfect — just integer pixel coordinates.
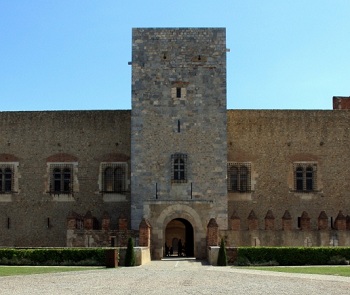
[[131, 28, 227, 258]]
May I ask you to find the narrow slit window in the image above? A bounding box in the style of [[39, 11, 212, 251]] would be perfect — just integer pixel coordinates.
[[178, 120, 180, 133], [176, 87, 181, 98]]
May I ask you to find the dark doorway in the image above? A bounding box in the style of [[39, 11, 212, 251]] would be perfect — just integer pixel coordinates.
[[164, 218, 194, 257]]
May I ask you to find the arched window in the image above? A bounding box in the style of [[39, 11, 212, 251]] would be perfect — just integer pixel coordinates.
[[0, 167, 13, 193], [171, 154, 187, 183], [227, 163, 251, 192], [294, 163, 317, 192], [305, 166, 314, 191], [102, 163, 127, 193], [229, 166, 238, 191], [63, 168, 71, 193], [114, 166, 125, 192], [296, 167, 304, 191], [51, 165, 73, 194], [104, 167, 114, 192], [53, 168, 62, 192], [240, 166, 248, 192]]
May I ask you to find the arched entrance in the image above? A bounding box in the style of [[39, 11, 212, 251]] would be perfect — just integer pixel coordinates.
[[164, 218, 194, 257]]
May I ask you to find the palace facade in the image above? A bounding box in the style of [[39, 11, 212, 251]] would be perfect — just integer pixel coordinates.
[[1, 28, 350, 259]]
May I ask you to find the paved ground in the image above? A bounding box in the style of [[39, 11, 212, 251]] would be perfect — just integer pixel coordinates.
[[1, 259, 350, 295]]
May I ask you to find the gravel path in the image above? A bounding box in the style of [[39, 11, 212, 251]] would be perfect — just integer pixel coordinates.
[[1, 260, 350, 295]]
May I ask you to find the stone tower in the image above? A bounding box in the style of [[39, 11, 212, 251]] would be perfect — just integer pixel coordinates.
[[131, 28, 228, 259]]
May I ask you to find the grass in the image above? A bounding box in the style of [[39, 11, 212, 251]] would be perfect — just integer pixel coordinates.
[[0, 266, 104, 277], [246, 266, 350, 277]]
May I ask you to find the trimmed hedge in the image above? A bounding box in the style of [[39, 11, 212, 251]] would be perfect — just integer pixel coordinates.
[[236, 247, 350, 266], [0, 248, 109, 266]]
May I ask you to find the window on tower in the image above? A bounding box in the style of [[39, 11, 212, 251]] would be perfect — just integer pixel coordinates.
[[176, 87, 182, 98], [171, 153, 187, 183]]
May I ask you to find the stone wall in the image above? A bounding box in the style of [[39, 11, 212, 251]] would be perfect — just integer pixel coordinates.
[[131, 28, 228, 259], [0, 110, 131, 246], [227, 110, 350, 238]]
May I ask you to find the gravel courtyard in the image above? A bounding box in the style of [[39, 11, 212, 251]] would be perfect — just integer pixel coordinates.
[[1, 259, 350, 295]]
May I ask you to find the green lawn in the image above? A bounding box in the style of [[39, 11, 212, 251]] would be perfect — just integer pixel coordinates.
[[246, 266, 350, 277], [0, 266, 104, 276]]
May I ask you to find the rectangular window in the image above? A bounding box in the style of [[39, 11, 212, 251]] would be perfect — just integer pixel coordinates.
[[227, 162, 251, 192], [176, 87, 182, 98], [49, 163, 73, 194], [101, 163, 128, 193], [0, 164, 15, 194], [293, 162, 317, 192], [171, 153, 187, 183]]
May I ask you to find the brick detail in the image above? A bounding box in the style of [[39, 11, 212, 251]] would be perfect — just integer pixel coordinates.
[[334, 211, 346, 230], [0, 153, 19, 162], [318, 211, 328, 230], [118, 214, 128, 231], [139, 218, 151, 247], [300, 211, 311, 231], [101, 211, 111, 231], [67, 211, 77, 230], [207, 218, 219, 246], [264, 210, 275, 230], [100, 153, 130, 162], [66, 211, 83, 230], [282, 210, 292, 231], [230, 211, 240, 231], [347, 215, 350, 230], [46, 153, 78, 162], [84, 211, 94, 230], [248, 210, 258, 230]]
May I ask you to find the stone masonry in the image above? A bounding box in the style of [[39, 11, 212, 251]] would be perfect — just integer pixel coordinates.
[[1, 28, 350, 261], [131, 28, 228, 259]]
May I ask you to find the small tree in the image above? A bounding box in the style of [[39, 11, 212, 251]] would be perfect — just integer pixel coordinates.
[[217, 238, 228, 266], [125, 237, 136, 267]]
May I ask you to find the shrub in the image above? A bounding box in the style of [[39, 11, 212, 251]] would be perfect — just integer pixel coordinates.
[[328, 255, 349, 265], [0, 248, 106, 266], [236, 247, 350, 266], [233, 255, 250, 266], [217, 238, 228, 266], [125, 238, 136, 267]]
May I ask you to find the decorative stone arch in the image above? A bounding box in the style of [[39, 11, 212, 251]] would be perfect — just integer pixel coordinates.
[[153, 204, 206, 259]]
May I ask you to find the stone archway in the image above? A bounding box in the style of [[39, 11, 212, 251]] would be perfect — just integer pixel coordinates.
[[151, 204, 205, 259], [164, 218, 194, 257]]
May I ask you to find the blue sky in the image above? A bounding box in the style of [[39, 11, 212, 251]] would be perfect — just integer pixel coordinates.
[[0, 1, 349, 111]]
